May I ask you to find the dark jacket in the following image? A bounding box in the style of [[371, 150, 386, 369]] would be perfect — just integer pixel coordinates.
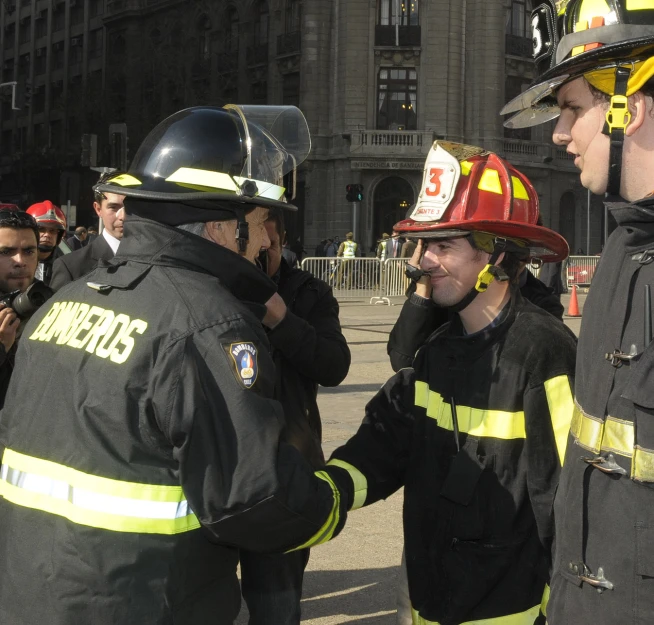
[[35, 246, 65, 287], [66, 235, 84, 251], [0, 216, 349, 625], [327, 293, 577, 624], [387, 270, 565, 371], [50, 234, 115, 291], [538, 261, 565, 295], [268, 259, 351, 467], [548, 200, 654, 625]]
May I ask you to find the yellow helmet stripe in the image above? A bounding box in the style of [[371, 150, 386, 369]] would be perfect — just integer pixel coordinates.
[[478, 169, 503, 195], [512, 176, 530, 200]]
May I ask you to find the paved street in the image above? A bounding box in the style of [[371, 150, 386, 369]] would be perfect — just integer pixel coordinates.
[[237, 291, 586, 624]]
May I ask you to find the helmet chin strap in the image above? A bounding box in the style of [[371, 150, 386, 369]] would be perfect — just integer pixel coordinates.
[[448, 238, 510, 314], [234, 207, 249, 254], [602, 66, 632, 198]]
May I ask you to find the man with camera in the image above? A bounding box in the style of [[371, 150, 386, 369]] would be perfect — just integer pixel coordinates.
[[0, 209, 47, 405]]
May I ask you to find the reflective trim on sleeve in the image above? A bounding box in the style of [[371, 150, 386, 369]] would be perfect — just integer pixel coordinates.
[[543, 375, 575, 465], [541, 584, 550, 618], [327, 459, 368, 510], [0, 448, 200, 535], [411, 602, 541, 625], [414, 381, 526, 440], [570, 403, 654, 482], [286, 470, 341, 552]]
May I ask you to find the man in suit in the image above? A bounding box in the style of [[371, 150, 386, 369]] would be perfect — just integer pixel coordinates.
[[386, 229, 403, 258], [66, 227, 87, 251], [51, 179, 125, 291]]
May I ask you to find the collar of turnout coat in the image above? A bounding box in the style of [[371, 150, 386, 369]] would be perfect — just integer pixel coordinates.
[[103, 215, 277, 310]]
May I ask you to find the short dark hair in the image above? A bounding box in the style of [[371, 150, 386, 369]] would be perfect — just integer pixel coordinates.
[[0, 210, 39, 245], [266, 209, 285, 240], [93, 171, 126, 203]]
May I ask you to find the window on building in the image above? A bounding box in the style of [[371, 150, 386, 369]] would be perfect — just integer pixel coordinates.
[[52, 43, 64, 69], [285, 0, 301, 33], [35, 12, 47, 39], [377, 67, 417, 130], [197, 14, 211, 61], [504, 76, 532, 140], [4, 24, 15, 50], [53, 6, 65, 31], [254, 1, 269, 46], [33, 122, 45, 145], [506, 0, 532, 38], [50, 119, 62, 146], [33, 88, 45, 115], [18, 18, 30, 45], [378, 0, 419, 26], [69, 36, 83, 65], [89, 29, 103, 59], [226, 8, 239, 52], [90, 0, 104, 18], [71, 2, 84, 26], [35, 48, 46, 74], [282, 72, 300, 107]]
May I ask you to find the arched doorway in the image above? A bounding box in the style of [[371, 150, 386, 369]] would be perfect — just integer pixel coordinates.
[[559, 192, 577, 253], [373, 176, 415, 239]]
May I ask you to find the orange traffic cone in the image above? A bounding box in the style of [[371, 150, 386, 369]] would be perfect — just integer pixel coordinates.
[[567, 285, 581, 317]]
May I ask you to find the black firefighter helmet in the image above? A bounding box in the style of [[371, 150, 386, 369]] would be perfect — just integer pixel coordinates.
[[96, 105, 311, 249]]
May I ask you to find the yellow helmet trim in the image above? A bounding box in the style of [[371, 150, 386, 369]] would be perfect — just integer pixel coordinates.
[[460, 160, 473, 176], [108, 174, 142, 187], [165, 167, 286, 200], [511, 176, 530, 200], [478, 169, 503, 195], [586, 57, 654, 95], [626, 0, 654, 10]]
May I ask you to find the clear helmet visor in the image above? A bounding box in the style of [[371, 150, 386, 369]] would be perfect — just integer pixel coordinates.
[[224, 104, 311, 200]]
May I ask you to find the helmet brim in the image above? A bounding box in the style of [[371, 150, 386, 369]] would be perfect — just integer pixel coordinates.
[[95, 183, 298, 212], [394, 219, 569, 262]]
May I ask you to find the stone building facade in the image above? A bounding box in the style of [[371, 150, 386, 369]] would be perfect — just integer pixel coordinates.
[[0, 0, 606, 252]]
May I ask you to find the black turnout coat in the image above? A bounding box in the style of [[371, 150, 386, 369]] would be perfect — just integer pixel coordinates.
[[549, 200, 654, 625], [0, 216, 349, 625]]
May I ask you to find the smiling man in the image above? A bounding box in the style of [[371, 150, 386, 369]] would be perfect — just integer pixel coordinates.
[[325, 142, 576, 625], [500, 2, 654, 622]]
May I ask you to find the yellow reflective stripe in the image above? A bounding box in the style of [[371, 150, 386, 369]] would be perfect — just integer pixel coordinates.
[[541, 584, 550, 618], [415, 380, 429, 409], [415, 384, 526, 440], [460, 160, 473, 176], [411, 602, 541, 625], [511, 176, 530, 200], [108, 173, 142, 187], [327, 459, 368, 510], [287, 470, 341, 552], [3, 448, 186, 502], [0, 480, 199, 535], [543, 375, 575, 465], [0, 449, 200, 535], [478, 168, 503, 195], [571, 404, 654, 482], [627, 0, 654, 9]]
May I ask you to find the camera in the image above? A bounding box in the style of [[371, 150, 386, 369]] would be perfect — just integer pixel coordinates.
[[0, 280, 54, 319]]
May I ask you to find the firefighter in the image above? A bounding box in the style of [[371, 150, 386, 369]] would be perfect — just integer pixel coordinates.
[[324, 141, 576, 625], [25, 200, 67, 286], [0, 106, 352, 624], [501, 2, 654, 622]]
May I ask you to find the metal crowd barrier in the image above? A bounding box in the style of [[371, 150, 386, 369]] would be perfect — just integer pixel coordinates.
[[383, 258, 411, 298], [300, 257, 388, 303], [566, 255, 600, 287]]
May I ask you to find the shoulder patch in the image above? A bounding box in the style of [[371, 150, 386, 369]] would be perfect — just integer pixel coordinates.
[[228, 342, 259, 388]]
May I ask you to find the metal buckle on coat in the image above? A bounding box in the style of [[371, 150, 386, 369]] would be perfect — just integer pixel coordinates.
[[568, 562, 615, 593], [632, 250, 654, 265], [582, 453, 628, 476], [605, 344, 638, 368]]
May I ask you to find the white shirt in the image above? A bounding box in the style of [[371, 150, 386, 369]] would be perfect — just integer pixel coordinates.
[[102, 229, 120, 255]]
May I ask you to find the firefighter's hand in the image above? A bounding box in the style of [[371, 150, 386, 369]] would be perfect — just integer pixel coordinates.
[[263, 293, 287, 329], [410, 239, 431, 299], [0, 305, 19, 353]]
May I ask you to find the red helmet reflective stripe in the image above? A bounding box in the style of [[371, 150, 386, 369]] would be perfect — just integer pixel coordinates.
[[26, 200, 67, 231]]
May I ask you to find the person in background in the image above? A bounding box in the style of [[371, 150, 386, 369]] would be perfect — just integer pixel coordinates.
[[26, 200, 67, 286], [86, 225, 99, 244], [241, 209, 351, 625], [387, 230, 403, 258], [376, 233, 390, 261], [50, 174, 126, 291]]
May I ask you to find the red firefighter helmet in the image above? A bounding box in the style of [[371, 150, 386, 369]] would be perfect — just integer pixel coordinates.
[[26, 200, 67, 231], [394, 142, 569, 263]]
